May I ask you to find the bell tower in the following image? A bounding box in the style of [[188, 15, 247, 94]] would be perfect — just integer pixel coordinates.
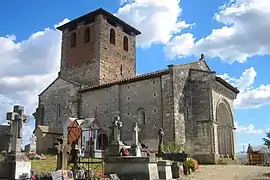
[[57, 8, 141, 86]]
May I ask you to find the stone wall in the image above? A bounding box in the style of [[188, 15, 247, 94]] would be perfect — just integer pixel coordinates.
[[188, 70, 215, 156], [59, 14, 137, 87], [99, 15, 136, 84], [60, 15, 101, 86], [80, 75, 167, 150], [160, 72, 174, 142], [37, 78, 80, 128], [0, 125, 10, 152], [171, 60, 211, 145]]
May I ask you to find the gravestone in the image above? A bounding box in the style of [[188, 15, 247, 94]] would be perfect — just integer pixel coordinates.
[[156, 128, 174, 180], [157, 160, 173, 179], [106, 116, 125, 157], [109, 174, 120, 180], [104, 117, 160, 180], [25, 134, 37, 153], [51, 170, 74, 180], [55, 137, 72, 170], [0, 105, 31, 180], [129, 123, 142, 157], [158, 128, 164, 154]]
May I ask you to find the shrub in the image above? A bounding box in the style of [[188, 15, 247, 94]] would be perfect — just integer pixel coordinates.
[[164, 141, 184, 153], [183, 158, 199, 172], [183, 160, 194, 171]]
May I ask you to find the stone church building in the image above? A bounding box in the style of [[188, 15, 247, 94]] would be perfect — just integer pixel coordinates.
[[33, 8, 239, 164]]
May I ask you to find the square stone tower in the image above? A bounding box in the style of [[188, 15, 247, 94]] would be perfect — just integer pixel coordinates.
[[57, 8, 141, 86]]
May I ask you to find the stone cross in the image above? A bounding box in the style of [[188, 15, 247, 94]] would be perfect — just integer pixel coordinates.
[[6, 105, 29, 152], [56, 137, 71, 170], [111, 115, 122, 142], [158, 128, 164, 154], [132, 123, 141, 145], [129, 123, 142, 157], [30, 134, 37, 144]]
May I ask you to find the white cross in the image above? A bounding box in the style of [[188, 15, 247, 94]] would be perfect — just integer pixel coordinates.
[[133, 123, 141, 145]]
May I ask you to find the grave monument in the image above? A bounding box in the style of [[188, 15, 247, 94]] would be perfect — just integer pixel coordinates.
[[156, 128, 173, 179], [55, 136, 72, 170], [25, 134, 37, 153], [105, 115, 125, 157], [104, 116, 159, 180], [129, 123, 142, 157], [0, 105, 31, 179]]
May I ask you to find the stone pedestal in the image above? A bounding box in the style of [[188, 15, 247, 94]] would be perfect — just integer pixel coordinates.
[[157, 160, 172, 180], [129, 144, 142, 157], [171, 162, 182, 179], [104, 157, 159, 180], [0, 152, 31, 179], [106, 141, 124, 157]]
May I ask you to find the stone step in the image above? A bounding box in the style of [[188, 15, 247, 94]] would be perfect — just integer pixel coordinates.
[[218, 158, 239, 165]]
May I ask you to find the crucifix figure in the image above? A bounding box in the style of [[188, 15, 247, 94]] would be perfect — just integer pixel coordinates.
[[112, 115, 122, 142], [6, 105, 29, 153], [158, 128, 164, 154], [106, 115, 125, 157], [56, 137, 71, 170]]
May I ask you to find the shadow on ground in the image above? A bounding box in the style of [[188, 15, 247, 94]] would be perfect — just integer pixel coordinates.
[[252, 172, 270, 180]]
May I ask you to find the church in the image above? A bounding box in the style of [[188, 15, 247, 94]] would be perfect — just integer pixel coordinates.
[[33, 8, 239, 164]]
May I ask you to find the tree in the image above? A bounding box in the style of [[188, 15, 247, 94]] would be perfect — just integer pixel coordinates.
[[262, 131, 270, 148]]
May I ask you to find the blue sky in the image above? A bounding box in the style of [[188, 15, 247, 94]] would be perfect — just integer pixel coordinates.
[[0, 0, 269, 152]]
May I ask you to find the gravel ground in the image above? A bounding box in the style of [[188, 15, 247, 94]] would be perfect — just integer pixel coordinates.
[[181, 165, 270, 180]]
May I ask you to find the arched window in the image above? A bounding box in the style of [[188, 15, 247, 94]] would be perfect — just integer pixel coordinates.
[[123, 36, 128, 51], [57, 104, 61, 117], [142, 112, 146, 124], [110, 29, 116, 45], [137, 108, 146, 125], [84, 27, 90, 43], [70, 32, 76, 47]]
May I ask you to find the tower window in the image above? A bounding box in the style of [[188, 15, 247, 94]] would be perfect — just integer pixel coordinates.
[[110, 29, 116, 45], [123, 36, 128, 51], [142, 112, 146, 124], [84, 27, 90, 43], [120, 65, 123, 75], [70, 32, 76, 47]]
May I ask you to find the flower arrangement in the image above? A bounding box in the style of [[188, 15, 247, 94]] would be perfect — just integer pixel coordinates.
[[183, 158, 199, 172]]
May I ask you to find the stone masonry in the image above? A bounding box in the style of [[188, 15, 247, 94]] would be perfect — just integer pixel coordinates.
[[33, 8, 239, 164], [0, 125, 10, 152]]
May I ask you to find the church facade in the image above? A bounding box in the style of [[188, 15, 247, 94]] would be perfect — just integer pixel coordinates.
[[33, 8, 239, 164]]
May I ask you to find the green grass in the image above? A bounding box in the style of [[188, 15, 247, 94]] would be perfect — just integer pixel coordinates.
[[31, 154, 104, 174], [30, 154, 57, 174], [1, 153, 105, 177]]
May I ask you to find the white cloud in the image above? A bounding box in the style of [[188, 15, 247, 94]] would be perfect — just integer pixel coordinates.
[[218, 67, 270, 109], [54, 18, 70, 28], [22, 120, 36, 146], [0, 19, 65, 144], [116, 0, 194, 47], [165, 0, 270, 63], [164, 33, 195, 59], [235, 121, 264, 135]]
